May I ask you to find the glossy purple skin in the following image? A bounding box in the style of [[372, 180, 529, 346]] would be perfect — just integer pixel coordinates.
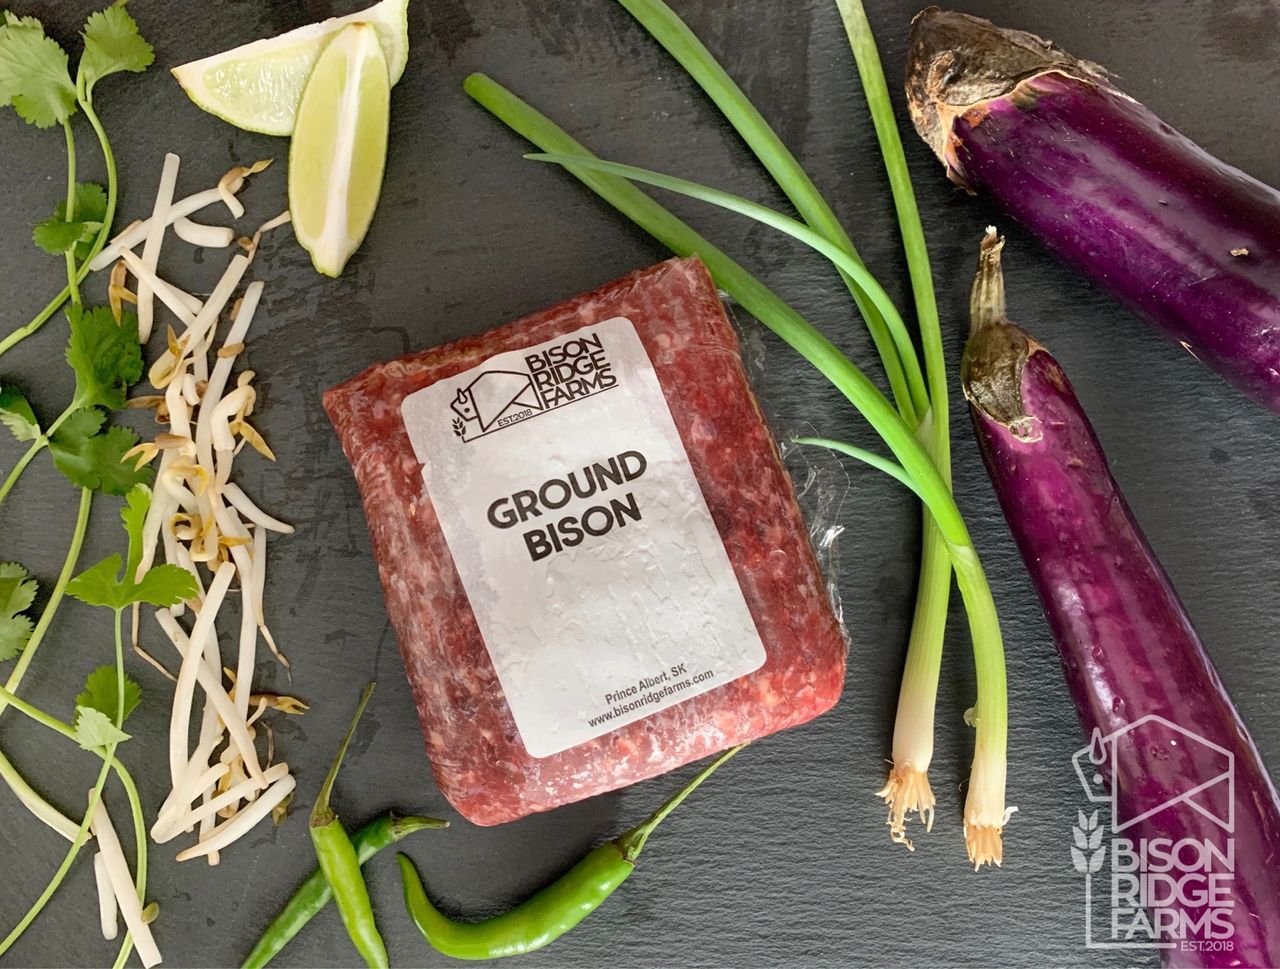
[[970, 345, 1280, 968], [953, 72, 1280, 411]]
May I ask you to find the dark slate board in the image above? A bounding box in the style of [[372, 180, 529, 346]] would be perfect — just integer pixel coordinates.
[[2, 1, 1277, 967]]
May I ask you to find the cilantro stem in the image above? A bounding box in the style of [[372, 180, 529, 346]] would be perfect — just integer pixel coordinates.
[[77, 93, 118, 287], [0, 91, 118, 360], [0, 438, 44, 506], [0, 283, 75, 358], [0, 613, 147, 964], [0, 608, 139, 956], [0, 402, 77, 506], [62, 120, 81, 308], [0, 683, 73, 737], [109, 606, 146, 969], [0, 746, 114, 954], [1, 489, 91, 713]]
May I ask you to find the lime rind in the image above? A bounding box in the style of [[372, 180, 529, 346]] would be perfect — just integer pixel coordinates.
[[171, 0, 407, 136]]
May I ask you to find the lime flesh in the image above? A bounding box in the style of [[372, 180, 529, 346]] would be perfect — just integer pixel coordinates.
[[171, 0, 407, 136], [288, 23, 391, 277]]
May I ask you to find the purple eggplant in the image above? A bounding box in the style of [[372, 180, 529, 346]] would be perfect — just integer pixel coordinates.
[[964, 230, 1280, 968], [907, 8, 1280, 412]]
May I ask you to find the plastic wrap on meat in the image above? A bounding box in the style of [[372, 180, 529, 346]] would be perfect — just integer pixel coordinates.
[[324, 257, 846, 825]]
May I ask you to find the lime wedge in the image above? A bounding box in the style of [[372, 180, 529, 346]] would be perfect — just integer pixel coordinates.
[[288, 23, 390, 277], [171, 0, 407, 136]]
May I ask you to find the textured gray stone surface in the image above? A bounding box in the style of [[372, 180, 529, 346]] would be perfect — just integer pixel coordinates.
[[1, 1, 1276, 966]]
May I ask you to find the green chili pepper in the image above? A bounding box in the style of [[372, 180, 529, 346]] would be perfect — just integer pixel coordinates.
[[399, 744, 746, 960], [241, 813, 448, 969], [310, 682, 388, 969]]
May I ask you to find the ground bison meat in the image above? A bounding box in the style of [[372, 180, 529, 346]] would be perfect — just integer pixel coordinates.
[[323, 256, 845, 825]]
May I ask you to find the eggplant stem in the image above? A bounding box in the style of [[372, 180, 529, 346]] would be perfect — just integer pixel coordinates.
[[970, 227, 1007, 336]]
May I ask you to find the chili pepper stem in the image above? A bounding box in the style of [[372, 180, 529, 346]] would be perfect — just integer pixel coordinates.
[[310, 683, 387, 969], [399, 744, 744, 961], [311, 682, 375, 829], [615, 744, 745, 863]]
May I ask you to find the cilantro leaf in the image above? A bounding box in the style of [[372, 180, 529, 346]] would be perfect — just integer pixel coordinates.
[[130, 564, 196, 607], [69, 483, 197, 611], [121, 483, 149, 580], [68, 554, 197, 610], [0, 562, 38, 662], [66, 553, 122, 608], [0, 615, 33, 662], [73, 705, 130, 752], [0, 13, 77, 128], [2, 12, 41, 30], [0, 562, 36, 616], [0, 385, 40, 441], [65, 304, 142, 411], [45, 182, 109, 262], [33, 217, 101, 255], [76, 665, 140, 724], [50, 420, 152, 495], [61, 182, 108, 223], [51, 404, 105, 443], [78, 2, 152, 95]]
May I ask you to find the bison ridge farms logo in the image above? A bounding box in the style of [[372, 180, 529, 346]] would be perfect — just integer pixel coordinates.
[[449, 329, 618, 442], [1070, 715, 1237, 958]]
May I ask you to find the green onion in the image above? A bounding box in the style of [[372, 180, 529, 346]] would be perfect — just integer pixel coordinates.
[[464, 73, 1009, 864], [524, 153, 924, 383], [834, 0, 961, 855], [611, 0, 977, 857], [793, 437, 922, 501], [612, 0, 927, 425]]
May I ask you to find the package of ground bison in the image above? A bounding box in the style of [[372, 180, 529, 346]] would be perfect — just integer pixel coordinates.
[[324, 256, 846, 825]]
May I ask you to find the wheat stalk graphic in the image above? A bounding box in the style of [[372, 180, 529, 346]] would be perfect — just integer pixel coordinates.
[[1072, 808, 1106, 873]]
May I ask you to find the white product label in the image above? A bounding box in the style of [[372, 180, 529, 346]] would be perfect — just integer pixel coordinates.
[[401, 317, 766, 758]]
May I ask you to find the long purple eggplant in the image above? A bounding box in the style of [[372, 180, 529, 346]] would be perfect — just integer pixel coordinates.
[[908, 8, 1280, 412], [965, 230, 1280, 968]]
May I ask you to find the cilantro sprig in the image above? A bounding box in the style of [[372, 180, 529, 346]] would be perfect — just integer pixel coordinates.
[[68, 487, 196, 611], [0, 1, 152, 355], [0, 303, 150, 505], [0, 484, 187, 961], [0, 10, 157, 956]]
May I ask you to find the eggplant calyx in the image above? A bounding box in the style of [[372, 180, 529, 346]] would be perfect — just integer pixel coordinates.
[[961, 228, 1042, 442], [905, 8, 1109, 186]]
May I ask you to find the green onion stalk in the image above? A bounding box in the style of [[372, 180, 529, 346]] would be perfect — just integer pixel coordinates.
[[833, 0, 959, 854], [464, 68, 1011, 866], [608, 0, 981, 858]]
